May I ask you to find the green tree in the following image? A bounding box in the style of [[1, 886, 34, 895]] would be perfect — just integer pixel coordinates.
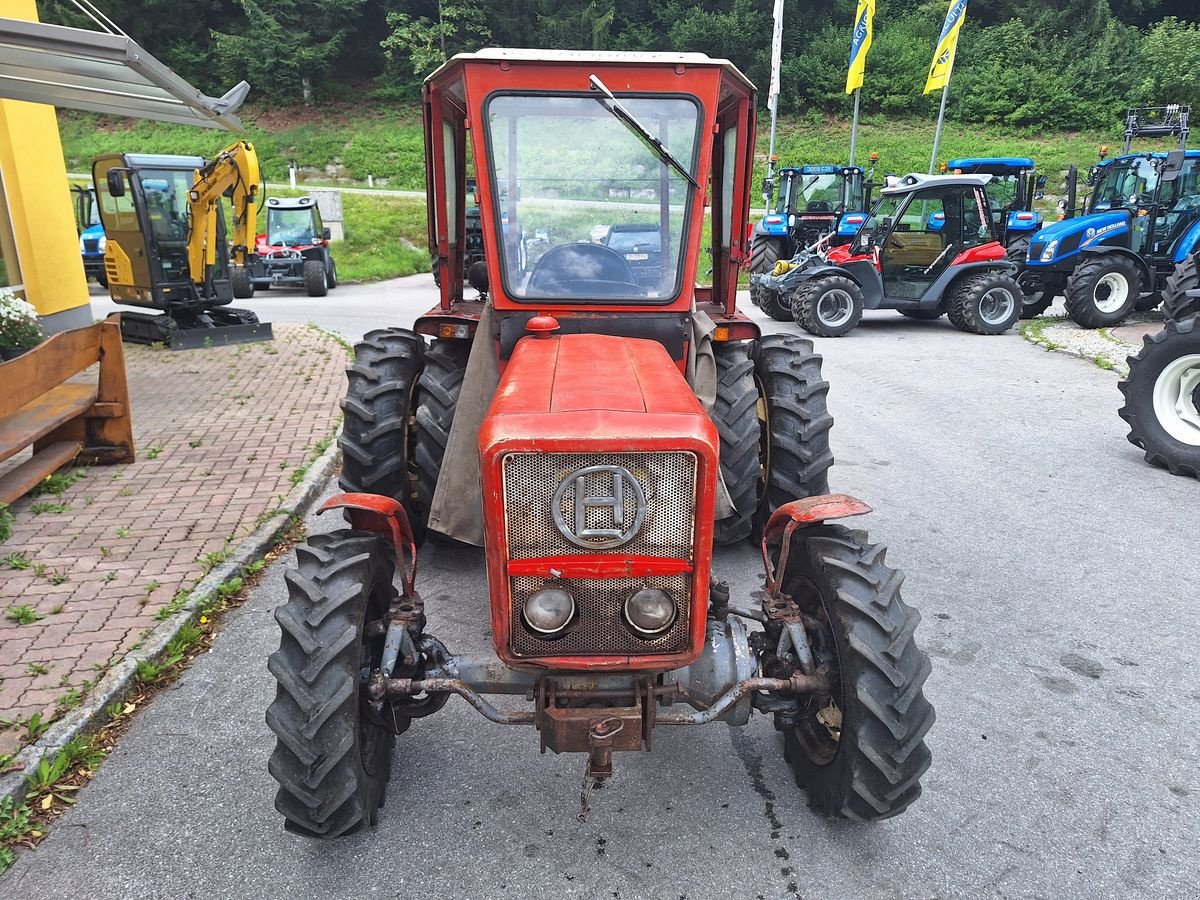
[[380, 0, 492, 80], [1137, 16, 1200, 108]]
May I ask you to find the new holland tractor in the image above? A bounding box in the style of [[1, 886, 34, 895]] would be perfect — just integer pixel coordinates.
[[752, 174, 1023, 337], [1022, 106, 1200, 328], [265, 50, 934, 837], [748, 163, 874, 320]]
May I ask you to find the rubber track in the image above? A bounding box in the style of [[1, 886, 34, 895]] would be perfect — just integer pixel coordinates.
[[711, 342, 760, 545]]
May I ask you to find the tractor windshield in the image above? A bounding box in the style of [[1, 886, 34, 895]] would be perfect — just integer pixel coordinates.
[[1092, 157, 1157, 210], [777, 172, 848, 214], [983, 175, 1019, 214], [485, 93, 699, 302], [851, 194, 904, 251], [267, 208, 317, 247]]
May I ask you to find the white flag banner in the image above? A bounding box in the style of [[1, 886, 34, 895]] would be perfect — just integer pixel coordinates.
[[768, 0, 784, 111]]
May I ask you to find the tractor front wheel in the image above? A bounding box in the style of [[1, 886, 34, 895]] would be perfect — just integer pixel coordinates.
[[231, 265, 255, 299], [1006, 236, 1051, 319], [1118, 315, 1200, 478], [413, 339, 470, 526], [339, 328, 426, 541], [946, 272, 1022, 335], [267, 530, 398, 837], [749, 237, 792, 321], [1162, 253, 1200, 321], [1064, 255, 1139, 328], [771, 524, 934, 820], [305, 259, 329, 297], [792, 276, 864, 338], [327, 257, 339, 290]]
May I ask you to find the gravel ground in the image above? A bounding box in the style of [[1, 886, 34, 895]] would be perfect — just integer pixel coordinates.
[[1019, 304, 1167, 376]]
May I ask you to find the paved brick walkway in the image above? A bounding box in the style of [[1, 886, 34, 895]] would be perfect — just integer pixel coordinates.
[[0, 324, 347, 755]]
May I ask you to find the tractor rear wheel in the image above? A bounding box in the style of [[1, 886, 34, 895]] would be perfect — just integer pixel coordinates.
[[1117, 315, 1200, 479], [327, 258, 339, 290], [771, 524, 934, 820], [305, 259, 329, 297], [749, 237, 792, 321], [1006, 236, 1051, 319], [898, 309, 944, 320], [711, 342, 760, 545], [792, 276, 864, 338], [339, 328, 426, 541], [267, 530, 398, 837], [1064, 255, 1139, 328], [946, 272, 1022, 334], [754, 334, 833, 535], [231, 265, 254, 299], [1163, 253, 1200, 321], [413, 339, 470, 526]]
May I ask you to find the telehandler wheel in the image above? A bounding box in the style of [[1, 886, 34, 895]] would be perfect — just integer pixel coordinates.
[[304, 259, 329, 297], [339, 328, 427, 541], [413, 339, 470, 523], [1006, 236, 1051, 319], [771, 524, 934, 821], [1064, 255, 1139, 328], [1162, 253, 1200, 321], [231, 265, 255, 299], [749, 236, 791, 321], [711, 342, 760, 545], [267, 530, 398, 837], [753, 334, 833, 536], [1118, 315, 1200, 479], [946, 272, 1022, 335], [898, 309, 944, 320], [792, 276, 863, 338]]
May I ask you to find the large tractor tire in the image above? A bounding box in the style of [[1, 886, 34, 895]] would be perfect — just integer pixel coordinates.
[[327, 257, 339, 290], [1006, 236, 1051, 319], [748, 236, 792, 321], [1117, 315, 1200, 479], [304, 258, 329, 297], [1162, 253, 1200, 321], [946, 272, 1022, 335], [231, 265, 255, 299], [412, 339, 470, 522], [711, 342, 760, 545], [1064, 255, 1140, 328], [339, 329, 426, 540], [770, 524, 934, 820], [792, 275, 864, 338], [267, 530, 398, 837], [754, 334, 834, 533]]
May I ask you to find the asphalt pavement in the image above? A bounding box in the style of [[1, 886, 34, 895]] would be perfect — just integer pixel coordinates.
[[7, 280, 1199, 899]]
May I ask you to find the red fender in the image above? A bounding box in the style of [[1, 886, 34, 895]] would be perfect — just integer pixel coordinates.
[[760, 494, 872, 594], [317, 493, 417, 596]]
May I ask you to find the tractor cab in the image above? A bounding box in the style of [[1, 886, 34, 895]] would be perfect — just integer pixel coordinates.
[[71, 184, 107, 286], [945, 157, 1043, 244]]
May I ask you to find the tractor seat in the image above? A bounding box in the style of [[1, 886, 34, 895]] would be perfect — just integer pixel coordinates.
[[806, 201, 833, 213]]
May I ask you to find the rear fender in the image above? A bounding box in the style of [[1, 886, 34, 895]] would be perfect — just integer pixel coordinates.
[[1173, 220, 1200, 264], [317, 493, 417, 596], [760, 494, 872, 594], [929, 259, 1018, 309]]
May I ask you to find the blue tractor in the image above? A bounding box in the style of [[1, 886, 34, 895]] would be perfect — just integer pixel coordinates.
[[71, 185, 107, 287], [1023, 106, 1200, 328], [748, 163, 874, 320]]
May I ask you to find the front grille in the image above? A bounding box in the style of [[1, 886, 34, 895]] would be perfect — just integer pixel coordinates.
[[83, 239, 99, 253], [1027, 241, 1044, 261], [510, 573, 691, 657]]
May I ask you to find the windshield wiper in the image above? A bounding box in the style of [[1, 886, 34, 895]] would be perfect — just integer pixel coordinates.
[[588, 74, 699, 190]]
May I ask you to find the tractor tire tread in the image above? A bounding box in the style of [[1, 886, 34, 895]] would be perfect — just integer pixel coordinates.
[[711, 342, 760, 545], [304, 259, 329, 297], [413, 340, 471, 521], [1163, 253, 1200, 321], [1063, 255, 1139, 328], [792, 276, 863, 338], [946, 271, 1021, 335]]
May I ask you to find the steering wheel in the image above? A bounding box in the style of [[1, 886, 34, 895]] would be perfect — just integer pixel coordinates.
[[526, 243, 643, 298]]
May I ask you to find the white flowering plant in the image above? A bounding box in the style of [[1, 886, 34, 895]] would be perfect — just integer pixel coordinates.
[[0, 288, 42, 350]]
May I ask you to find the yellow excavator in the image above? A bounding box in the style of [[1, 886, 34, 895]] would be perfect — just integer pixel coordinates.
[[92, 140, 272, 349]]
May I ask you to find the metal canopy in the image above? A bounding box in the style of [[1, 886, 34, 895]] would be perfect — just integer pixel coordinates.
[[0, 17, 247, 131]]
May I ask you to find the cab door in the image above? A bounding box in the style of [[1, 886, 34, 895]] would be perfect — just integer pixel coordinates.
[[92, 156, 155, 305], [880, 188, 958, 299]]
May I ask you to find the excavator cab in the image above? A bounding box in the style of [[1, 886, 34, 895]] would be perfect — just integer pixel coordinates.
[[92, 148, 271, 350]]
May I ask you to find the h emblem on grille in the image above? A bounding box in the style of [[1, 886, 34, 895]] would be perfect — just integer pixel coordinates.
[[552, 464, 647, 549]]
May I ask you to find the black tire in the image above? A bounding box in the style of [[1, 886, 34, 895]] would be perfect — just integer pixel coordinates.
[[412, 339, 470, 524], [431, 255, 441, 288], [96, 269, 108, 289], [339, 329, 426, 541], [1162, 253, 1200, 321], [327, 258, 339, 290], [304, 258, 329, 297], [754, 334, 833, 534], [748, 236, 786, 318], [267, 530, 398, 837], [1117, 315, 1200, 479], [898, 309, 944, 320], [711, 342, 760, 545], [946, 272, 1022, 335], [1064, 255, 1140, 328], [792, 276, 864, 338], [1135, 291, 1162, 312], [1007, 236, 1051, 319], [772, 524, 934, 821], [231, 265, 255, 299]]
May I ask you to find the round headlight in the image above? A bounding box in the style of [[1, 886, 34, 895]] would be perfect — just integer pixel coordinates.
[[624, 588, 676, 637], [523, 587, 575, 635], [98, 234, 107, 252]]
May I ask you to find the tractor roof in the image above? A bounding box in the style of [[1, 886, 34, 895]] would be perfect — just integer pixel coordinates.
[[427, 48, 754, 91], [121, 153, 206, 169], [1110, 149, 1200, 161], [947, 157, 1034, 173], [779, 164, 862, 176], [265, 196, 317, 210], [881, 173, 993, 195]]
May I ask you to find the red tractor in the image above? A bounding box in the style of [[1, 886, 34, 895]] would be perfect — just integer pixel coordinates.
[[232, 196, 338, 298], [266, 51, 934, 836]]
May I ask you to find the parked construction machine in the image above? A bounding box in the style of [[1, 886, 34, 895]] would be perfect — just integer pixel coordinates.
[[265, 50, 934, 837], [91, 141, 271, 349]]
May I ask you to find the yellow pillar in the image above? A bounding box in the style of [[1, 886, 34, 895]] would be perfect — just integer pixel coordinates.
[[0, 0, 92, 332]]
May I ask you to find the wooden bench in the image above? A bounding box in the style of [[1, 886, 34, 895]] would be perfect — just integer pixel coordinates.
[[0, 317, 134, 504]]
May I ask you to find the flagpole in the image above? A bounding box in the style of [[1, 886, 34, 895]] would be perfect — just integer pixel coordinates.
[[849, 87, 861, 167], [928, 79, 950, 174]]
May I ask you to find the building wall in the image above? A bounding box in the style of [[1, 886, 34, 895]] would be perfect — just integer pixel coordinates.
[[0, 0, 93, 333]]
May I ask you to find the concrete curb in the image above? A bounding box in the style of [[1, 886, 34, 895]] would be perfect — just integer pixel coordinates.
[[0, 436, 342, 810]]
